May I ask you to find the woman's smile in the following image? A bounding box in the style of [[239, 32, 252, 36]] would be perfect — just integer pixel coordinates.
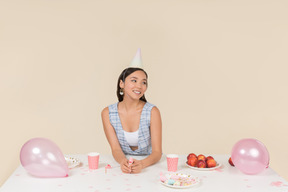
[[133, 90, 141, 95]]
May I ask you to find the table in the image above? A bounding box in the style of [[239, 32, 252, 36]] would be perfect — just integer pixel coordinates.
[[1, 154, 288, 192]]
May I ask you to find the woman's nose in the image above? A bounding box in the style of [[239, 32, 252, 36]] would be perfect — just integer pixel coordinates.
[[136, 82, 142, 88]]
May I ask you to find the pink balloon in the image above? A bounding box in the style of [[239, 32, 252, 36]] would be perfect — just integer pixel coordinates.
[[20, 138, 69, 177], [231, 138, 269, 175]]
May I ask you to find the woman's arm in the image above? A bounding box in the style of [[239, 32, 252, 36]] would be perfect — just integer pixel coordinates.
[[101, 107, 131, 173], [131, 106, 162, 173]]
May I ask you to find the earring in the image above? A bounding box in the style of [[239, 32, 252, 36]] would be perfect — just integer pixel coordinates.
[[120, 88, 124, 95]]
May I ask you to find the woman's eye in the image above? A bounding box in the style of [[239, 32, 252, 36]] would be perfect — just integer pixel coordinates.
[[142, 82, 147, 85], [131, 80, 136, 83]]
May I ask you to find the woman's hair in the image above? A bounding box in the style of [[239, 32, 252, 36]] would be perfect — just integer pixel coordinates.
[[117, 67, 148, 102]]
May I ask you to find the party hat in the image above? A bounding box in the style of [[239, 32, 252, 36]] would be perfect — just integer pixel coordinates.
[[129, 48, 143, 68]]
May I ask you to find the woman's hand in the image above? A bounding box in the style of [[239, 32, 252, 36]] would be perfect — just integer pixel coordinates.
[[120, 159, 131, 173], [130, 159, 143, 174]]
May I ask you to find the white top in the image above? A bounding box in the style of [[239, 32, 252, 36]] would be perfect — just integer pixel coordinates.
[[123, 130, 139, 147]]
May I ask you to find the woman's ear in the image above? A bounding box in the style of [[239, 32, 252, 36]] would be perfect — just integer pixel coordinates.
[[119, 80, 124, 88]]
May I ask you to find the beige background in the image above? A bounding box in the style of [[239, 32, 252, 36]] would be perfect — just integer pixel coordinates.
[[1, 0, 288, 186]]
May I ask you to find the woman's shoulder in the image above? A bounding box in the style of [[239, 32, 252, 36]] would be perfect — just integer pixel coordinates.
[[151, 105, 160, 116], [101, 107, 109, 119], [101, 102, 118, 115], [101, 106, 109, 113], [144, 102, 158, 110]]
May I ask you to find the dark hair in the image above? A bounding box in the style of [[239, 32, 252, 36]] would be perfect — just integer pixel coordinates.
[[117, 67, 148, 102]]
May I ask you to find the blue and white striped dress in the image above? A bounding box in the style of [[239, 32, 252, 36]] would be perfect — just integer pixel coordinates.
[[108, 102, 155, 155]]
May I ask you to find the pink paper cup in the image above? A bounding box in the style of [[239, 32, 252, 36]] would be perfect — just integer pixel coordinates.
[[88, 152, 100, 170], [166, 154, 178, 172]]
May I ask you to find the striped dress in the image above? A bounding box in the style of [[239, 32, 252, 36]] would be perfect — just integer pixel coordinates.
[[108, 102, 155, 155]]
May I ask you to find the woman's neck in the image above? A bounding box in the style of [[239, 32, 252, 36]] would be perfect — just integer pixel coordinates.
[[120, 99, 144, 112]]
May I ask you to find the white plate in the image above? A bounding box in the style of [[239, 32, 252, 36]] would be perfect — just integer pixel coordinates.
[[160, 173, 200, 189], [65, 156, 81, 169], [185, 162, 222, 171]]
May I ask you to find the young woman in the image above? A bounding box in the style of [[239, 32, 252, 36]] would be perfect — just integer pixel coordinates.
[[101, 67, 162, 173]]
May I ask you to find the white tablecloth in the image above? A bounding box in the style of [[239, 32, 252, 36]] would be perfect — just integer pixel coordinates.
[[1, 154, 287, 192]]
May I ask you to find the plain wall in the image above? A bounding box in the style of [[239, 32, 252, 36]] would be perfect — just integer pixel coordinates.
[[1, 0, 287, 186]]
